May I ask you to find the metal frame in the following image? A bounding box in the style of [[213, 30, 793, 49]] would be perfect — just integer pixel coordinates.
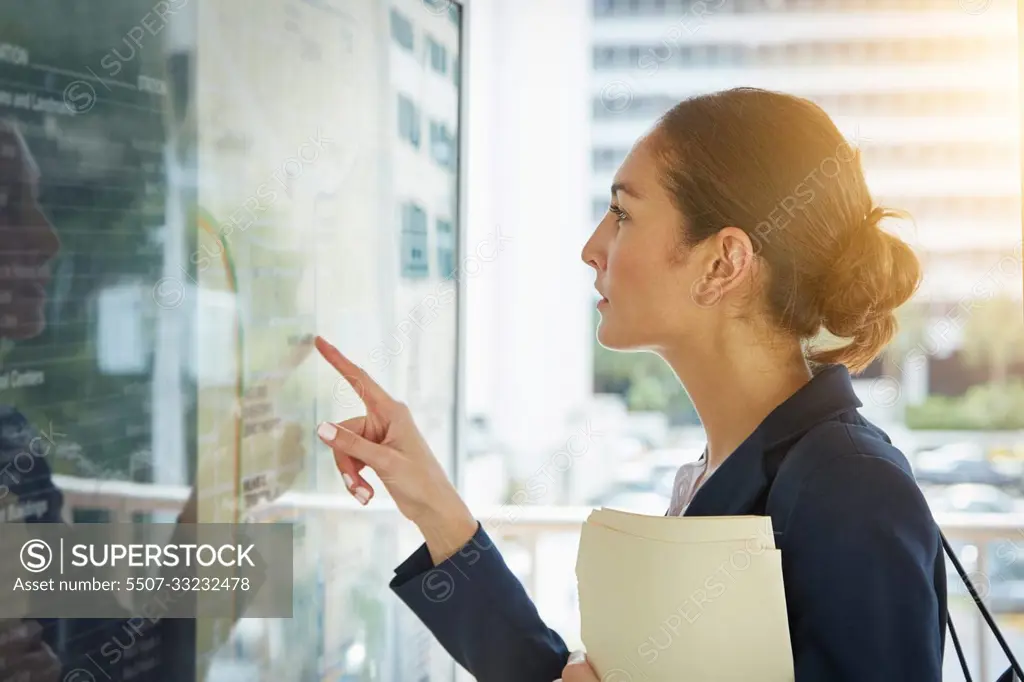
[[450, 3, 471, 679], [453, 0, 471, 499]]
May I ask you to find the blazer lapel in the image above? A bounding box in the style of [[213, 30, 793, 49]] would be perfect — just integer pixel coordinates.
[[682, 427, 768, 517], [678, 365, 865, 517]]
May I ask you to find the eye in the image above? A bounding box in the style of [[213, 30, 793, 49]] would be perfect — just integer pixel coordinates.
[[609, 203, 628, 223]]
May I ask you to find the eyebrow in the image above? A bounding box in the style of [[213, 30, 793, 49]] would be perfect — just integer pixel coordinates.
[[610, 181, 643, 200]]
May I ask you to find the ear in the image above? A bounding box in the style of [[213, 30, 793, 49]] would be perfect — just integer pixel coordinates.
[[709, 227, 755, 284]]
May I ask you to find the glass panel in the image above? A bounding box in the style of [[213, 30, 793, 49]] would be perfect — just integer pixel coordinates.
[[0, 0, 463, 680]]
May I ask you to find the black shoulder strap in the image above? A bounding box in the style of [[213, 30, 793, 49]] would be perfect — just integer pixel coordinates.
[[766, 420, 1023, 682], [941, 532, 1024, 681]]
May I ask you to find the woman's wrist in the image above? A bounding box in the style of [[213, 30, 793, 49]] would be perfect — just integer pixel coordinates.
[[416, 499, 479, 566]]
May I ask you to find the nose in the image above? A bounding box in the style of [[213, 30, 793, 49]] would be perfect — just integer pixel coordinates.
[[22, 204, 61, 268], [0, 123, 60, 271], [581, 221, 606, 273], [0, 194, 61, 282]]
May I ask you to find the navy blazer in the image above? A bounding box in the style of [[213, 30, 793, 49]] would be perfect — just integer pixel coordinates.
[[390, 365, 947, 681]]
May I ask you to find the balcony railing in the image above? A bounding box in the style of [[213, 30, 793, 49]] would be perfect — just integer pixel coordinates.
[[53, 475, 1024, 680]]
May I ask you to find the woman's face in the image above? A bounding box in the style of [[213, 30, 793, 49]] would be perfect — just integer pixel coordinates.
[[0, 124, 60, 341], [582, 132, 709, 351]]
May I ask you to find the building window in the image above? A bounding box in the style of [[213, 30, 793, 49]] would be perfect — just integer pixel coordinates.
[[401, 201, 429, 279], [397, 93, 421, 149], [594, 0, 697, 14], [590, 37, 1009, 71], [593, 46, 617, 69], [448, 2, 460, 26], [592, 147, 627, 171], [436, 218, 456, 278], [592, 94, 676, 120], [427, 35, 448, 75], [390, 7, 414, 52], [430, 119, 456, 170]]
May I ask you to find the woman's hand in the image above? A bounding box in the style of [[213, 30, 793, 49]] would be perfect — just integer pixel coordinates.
[[314, 336, 478, 564], [556, 650, 600, 682]]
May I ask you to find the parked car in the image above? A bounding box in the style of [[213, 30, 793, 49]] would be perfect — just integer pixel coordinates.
[[926, 484, 1024, 515], [645, 446, 703, 483], [588, 480, 670, 515], [912, 443, 1021, 490]]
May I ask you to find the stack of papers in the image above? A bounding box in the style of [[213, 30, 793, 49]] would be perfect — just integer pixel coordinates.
[[575, 508, 795, 681]]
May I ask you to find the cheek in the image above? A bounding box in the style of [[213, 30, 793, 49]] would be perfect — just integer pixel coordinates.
[[607, 234, 651, 294], [608, 236, 674, 306]]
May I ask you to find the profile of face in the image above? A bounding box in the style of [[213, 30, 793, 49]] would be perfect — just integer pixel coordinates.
[[0, 120, 61, 341], [582, 131, 748, 352], [582, 89, 921, 378]]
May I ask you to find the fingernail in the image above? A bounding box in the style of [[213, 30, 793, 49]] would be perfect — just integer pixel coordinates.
[[342, 473, 354, 489], [353, 487, 371, 505], [317, 422, 337, 441]]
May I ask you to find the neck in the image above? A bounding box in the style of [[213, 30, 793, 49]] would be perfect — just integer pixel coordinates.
[[659, 333, 812, 472]]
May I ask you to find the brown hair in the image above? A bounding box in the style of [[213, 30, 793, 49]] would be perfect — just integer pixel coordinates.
[[653, 87, 921, 374]]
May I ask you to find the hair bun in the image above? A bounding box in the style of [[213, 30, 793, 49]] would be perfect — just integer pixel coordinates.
[[814, 206, 922, 371], [863, 206, 886, 229]]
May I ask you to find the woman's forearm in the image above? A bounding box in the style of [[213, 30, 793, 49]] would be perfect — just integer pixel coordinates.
[[390, 522, 571, 682], [416, 499, 480, 565]]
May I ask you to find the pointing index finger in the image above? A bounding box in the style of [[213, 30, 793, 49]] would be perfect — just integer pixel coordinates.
[[314, 336, 391, 409]]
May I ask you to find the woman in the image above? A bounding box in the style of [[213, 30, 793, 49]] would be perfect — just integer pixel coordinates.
[[315, 87, 945, 681]]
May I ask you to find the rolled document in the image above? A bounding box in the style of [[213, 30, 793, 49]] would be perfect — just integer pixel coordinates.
[[575, 508, 795, 681]]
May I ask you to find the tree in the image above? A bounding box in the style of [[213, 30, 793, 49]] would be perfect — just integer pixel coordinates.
[[592, 309, 698, 423], [627, 374, 668, 411], [884, 300, 930, 377], [961, 295, 1024, 386]]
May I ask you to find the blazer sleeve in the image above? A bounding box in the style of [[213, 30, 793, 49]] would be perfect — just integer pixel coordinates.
[[389, 522, 570, 682], [781, 453, 944, 682]]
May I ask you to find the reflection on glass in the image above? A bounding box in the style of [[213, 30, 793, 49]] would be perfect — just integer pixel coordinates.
[[1, 0, 463, 680]]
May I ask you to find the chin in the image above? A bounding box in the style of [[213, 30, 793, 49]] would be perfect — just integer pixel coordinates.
[[596, 319, 639, 351]]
